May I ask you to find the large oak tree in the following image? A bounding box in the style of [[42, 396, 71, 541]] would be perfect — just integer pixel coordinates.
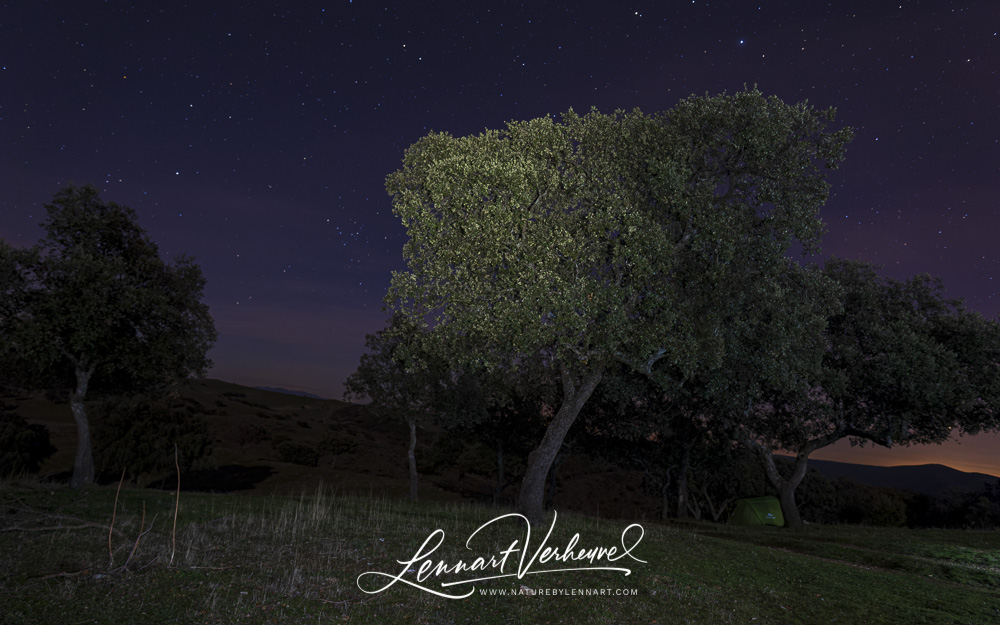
[[0, 185, 216, 488], [385, 89, 852, 525]]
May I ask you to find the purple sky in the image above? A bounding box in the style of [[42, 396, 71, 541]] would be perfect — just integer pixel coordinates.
[[2, 1, 998, 474]]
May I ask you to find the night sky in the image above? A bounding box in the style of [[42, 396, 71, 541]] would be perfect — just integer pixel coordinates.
[[2, 1, 998, 475]]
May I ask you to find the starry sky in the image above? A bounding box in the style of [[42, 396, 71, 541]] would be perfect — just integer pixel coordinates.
[[2, 1, 999, 475]]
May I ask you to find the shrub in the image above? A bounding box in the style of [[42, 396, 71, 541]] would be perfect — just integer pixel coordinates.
[[92, 395, 213, 484], [0, 412, 56, 475], [276, 441, 319, 467], [237, 423, 271, 446], [318, 433, 358, 456]]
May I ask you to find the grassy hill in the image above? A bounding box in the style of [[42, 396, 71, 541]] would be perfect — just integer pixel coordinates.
[[1, 484, 998, 624], [11, 378, 658, 518], [5, 379, 1000, 623]]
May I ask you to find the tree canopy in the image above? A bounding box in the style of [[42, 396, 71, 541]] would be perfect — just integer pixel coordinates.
[[728, 258, 1000, 527], [0, 184, 217, 487], [385, 88, 853, 524]]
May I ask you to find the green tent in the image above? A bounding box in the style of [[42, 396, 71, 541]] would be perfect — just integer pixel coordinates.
[[728, 496, 785, 526]]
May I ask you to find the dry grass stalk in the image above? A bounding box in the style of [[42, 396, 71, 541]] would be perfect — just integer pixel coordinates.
[[109, 466, 126, 567], [170, 443, 179, 565]]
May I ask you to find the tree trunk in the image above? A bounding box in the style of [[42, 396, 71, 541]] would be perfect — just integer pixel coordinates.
[[69, 362, 95, 489], [494, 441, 505, 506], [516, 364, 603, 526], [696, 484, 733, 522], [762, 449, 812, 529], [545, 450, 564, 511], [661, 482, 670, 521], [407, 418, 418, 501], [659, 465, 674, 520], [675, 430, 694, 519]]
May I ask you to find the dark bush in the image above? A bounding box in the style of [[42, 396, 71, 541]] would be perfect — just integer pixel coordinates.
[[0, 412, 56, 475], [237, 423, 271, 446], [318, 433, 358, 456], [92, 395, 213, 484], [276, 440, 319, 467]]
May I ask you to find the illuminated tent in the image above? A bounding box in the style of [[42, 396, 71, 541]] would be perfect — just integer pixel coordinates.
[[728, 496, 785, 526]]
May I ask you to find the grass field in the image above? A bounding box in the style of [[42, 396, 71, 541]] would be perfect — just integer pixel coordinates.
[[2, 481, 998, 624]]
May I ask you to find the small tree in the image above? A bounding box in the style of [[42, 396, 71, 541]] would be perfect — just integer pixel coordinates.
[[344, 314, 451, 500], [0, 185, 217, 488]]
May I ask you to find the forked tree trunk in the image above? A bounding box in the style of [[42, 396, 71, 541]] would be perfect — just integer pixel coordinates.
[[516, 364, 603, 526], [69, 362, 96, 489], [407, 418, 418, 501], [762, 450, 812, 529]]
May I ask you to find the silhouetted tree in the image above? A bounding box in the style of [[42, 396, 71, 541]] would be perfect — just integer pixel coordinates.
[[344, 314, 451, 500], [731, 259, 1000, 528], [0, 185, 217, 488]]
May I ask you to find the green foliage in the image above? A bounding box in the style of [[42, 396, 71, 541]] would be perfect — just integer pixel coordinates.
[[91, 396, 212, 483], [439, 363, 551, 472], [344, 314, 456, 499], [807, 477, 909, 527], [386, 89, 853, 523], [722, 258, 1000, 528], [386, 88, 851, 379], [0, 410, 56, 476], [771, 258, 1000, 450], [820, 259, 999, 445]]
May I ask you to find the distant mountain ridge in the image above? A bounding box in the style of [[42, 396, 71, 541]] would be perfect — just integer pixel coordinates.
[[253, 386, 325, 400], [806, 458, 998, 497]]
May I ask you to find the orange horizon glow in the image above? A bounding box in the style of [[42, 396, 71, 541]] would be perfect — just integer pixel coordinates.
[[811, 431, 1000, 478]]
